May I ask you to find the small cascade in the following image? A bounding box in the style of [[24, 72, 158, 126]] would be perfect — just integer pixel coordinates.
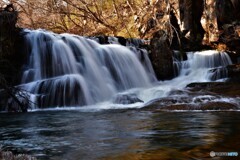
[[139, 50, 233, 102], [173, 50, 232, 81], [21, 29, 154, 108]]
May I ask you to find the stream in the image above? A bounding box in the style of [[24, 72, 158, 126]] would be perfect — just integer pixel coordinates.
[[0, 110, 240, 159]]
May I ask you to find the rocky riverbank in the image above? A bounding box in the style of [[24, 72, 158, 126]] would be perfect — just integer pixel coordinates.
[[143, 82, 240, 111]]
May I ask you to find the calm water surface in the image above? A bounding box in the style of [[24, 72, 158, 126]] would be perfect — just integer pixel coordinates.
[[0, 109, 240, 160]]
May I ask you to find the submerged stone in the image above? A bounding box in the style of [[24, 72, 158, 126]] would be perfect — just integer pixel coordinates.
[[113, 94, 143, 104]]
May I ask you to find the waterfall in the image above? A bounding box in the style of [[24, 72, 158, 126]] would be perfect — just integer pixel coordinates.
[[20, 29, 233, 109], [21, 29, 154, 108], [139, 50, 232, 102], [175, 50, 232, 81]]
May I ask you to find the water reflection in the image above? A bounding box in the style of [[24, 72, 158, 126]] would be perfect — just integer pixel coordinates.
[[0, 110, 239, 160]]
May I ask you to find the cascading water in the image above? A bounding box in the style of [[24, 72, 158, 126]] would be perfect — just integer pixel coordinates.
[[19, 29, 235, 110], [138, 50, 233, 102], [21, 29, 154, 108], [174, 50, 232, 82]]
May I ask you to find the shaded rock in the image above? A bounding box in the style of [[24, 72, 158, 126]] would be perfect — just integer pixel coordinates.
[[226, 63, 240, 82], [215, 0, 240, 30], [143, 83, 240, 111], [169, 10, 182, 50], [144, 95, 238, 111], [113, 94, 143, 105], [216, 0, 235, 29], [200, 102, 238, 110], [150, 30, 174, 80], [158, 102, 237, 111], [95, 35, 109, 44], [186, 82, 227, 88], [179, 0, 205, 45], [186, 82, 240, 97], [155, 97, 192, 105], [225, 51, 240, 64], [0, 11, 18, 56], [116, 36, 127, 46], [218, 23, 240, 48], [0, 10, 26, 85], [232, 0, 240, 20], [215, 2, 240, 60]]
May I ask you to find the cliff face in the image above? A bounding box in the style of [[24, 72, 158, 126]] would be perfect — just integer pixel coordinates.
[[0, 11, 25, 85], [0, 11, 18, 55], [0, 10, 28, 112]]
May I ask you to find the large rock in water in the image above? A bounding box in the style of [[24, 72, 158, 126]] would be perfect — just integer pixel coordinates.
[[150, 30, 174, 80], [113, 94, 143, 105]]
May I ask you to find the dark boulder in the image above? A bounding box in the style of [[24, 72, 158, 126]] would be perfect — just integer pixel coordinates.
[[113, 94, 143, 105], [116, 36, 127, 46], [186, 82, 240, 97], [179, 0, 205, 45], [227, 50, 240, 64], [227, 63, 240, 82], [150, 30, 174, 80], [216, 0, 235, 29], [215, 0, 240, 29], [95, 35, 109, 44], [231, 0, 240, 20], [218, 24, 240, 62]]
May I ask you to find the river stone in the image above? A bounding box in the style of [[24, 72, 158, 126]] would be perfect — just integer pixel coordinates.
[[158, 102, 238, 110], [145, 101, 238, 111], [186, 82, 240, 97], [113, 94, 143, 104]]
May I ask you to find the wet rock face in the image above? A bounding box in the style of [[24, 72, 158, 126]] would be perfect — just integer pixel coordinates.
[[144, 87, 239, 111], [150, 31, 174, 80], [144, 95, 238, 111]]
